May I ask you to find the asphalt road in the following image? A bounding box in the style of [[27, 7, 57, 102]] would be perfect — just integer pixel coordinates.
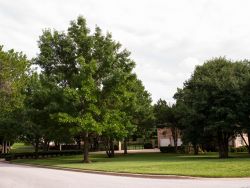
[[0, 162, 250, 188]]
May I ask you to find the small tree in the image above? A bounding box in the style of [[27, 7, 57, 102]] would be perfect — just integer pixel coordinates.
[[23, 73, 68, 154], [154, 99, 181, 152], [0, 46, 29, 153]]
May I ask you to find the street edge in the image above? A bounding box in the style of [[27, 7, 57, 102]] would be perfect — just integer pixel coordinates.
[[2, 160, 197, 179], [2, 160, 250, 180]]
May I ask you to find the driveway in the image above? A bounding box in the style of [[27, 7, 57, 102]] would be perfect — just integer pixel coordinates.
[[0, 162, 250, 188]]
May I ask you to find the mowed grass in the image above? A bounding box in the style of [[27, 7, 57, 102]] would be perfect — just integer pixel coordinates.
[[13, 152, 250, 177], [10, 143, 34, 153]]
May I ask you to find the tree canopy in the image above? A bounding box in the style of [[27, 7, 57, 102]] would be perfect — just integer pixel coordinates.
[[0, 46, 30, 152], [34, 16, 153, 161], [174, 58, 250, 158]]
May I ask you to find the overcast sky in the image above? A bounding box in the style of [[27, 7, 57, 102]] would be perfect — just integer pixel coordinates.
[[1, 0, 250, 103]]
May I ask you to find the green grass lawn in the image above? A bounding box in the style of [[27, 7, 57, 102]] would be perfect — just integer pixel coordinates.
[[10, 143, 35, 153], [13, 152, 250, 177]]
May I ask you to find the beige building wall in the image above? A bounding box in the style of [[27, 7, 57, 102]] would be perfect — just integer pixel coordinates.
[[157, 128, 182, 147], [158, 128, 249, 148], [229, 134, 249, 148]]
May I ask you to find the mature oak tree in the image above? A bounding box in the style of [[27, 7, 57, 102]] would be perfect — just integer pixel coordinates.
[[35, 16, 152, 161], [177, 58, 249, 158]]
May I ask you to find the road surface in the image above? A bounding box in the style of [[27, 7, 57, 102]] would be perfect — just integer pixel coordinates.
[[0, 162, 250, 188]]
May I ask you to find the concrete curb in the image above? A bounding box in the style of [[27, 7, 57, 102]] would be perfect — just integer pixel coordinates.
[[3, 161, 196, 179]]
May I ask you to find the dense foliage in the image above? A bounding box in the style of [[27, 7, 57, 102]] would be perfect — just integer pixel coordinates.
[[174, 58, 250, 158], [0, 46, 30, 153], [0, 17, 153, 161], [1, 17, 250, 161]]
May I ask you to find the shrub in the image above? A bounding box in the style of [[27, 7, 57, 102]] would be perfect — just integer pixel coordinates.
[[144, 143, 153, 149], [114, 145, 119, 151], [160, 146, 185, 153], [3, 150, 82, 161], [236, 146, 248, 152], [229, 146, 248, 153], [229, 147, 236, 153]]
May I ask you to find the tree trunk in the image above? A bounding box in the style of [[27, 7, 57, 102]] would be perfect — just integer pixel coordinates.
[[55, 142, 59, 149], [217, 130, 229, 158], [77, 140, 81, 150], [104, 137, 114, 158], [83, 132, 90, 163], [1, 141, 3, 154], [2, 140, 5, 154], [105, 141, 112, 158], [3, 141, 7, 154], [35, 138, 39, 159], [43, 140, 48, 151], [47, 142, 50, 151], [171, 127, 178, 153], [5, 141, 8, 153], [3, 141, 4, 154], [93, 137, 99, 151], [8, 142, 11, 153], [193, 144, 199, 155], [124, 137, 128, 154], [110, 139, 114, 157]]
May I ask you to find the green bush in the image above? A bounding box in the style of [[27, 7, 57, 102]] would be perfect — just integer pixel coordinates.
[[3, 150, 82, 161], [144, 143, 153, 149], [229, 146, 248, 153], [229, 147, 236, 153], [114, 145, 119, 150], [236, 146, 248, 152], [160, 146, 185, 153]]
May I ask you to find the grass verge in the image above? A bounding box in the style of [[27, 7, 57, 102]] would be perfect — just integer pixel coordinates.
[[11, 143, 34, 153], [13, 152, 250, 177]]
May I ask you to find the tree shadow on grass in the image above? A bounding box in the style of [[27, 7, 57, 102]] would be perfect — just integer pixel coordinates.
[[14, 152, 250, 166]]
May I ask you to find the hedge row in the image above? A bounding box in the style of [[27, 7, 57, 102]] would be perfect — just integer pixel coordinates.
[[160, 146, 185, 153], [1, 150, 82, 161], [49, 145, 81, 150], [144, 143, 153, 149], [230, 146, 249, 153]]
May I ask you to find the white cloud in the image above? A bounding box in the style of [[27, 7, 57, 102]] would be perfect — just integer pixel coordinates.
[[1, 0, 250, 102]]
